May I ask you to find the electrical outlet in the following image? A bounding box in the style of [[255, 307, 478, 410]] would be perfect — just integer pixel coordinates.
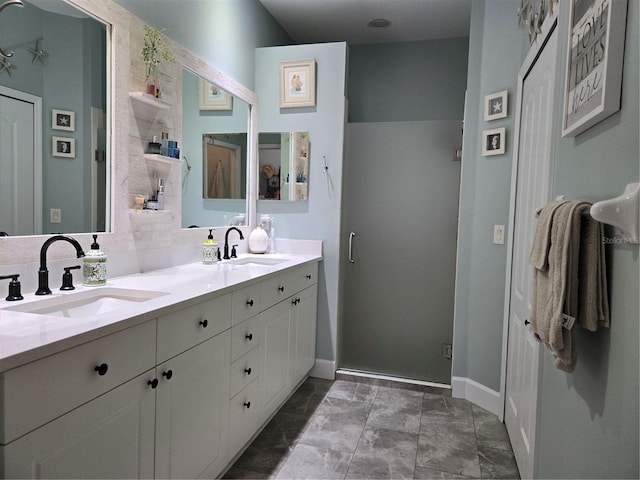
[[493, 224, 505, 244], [50, 208, 62, 224]]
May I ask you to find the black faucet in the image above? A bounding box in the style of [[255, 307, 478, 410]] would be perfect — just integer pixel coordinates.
[[223, 227, 244, 259], [36, 235, 85, 295]]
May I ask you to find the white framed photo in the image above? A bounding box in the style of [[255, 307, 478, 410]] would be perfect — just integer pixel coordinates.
[[561, 0, 627, 137], [482, 127, 506, 156], [484, 90, 508, 121], [52, 136, 75, 158], [199, 79, 233, 110], [52, 109, 75, 131], [279, 59, 316, 108]]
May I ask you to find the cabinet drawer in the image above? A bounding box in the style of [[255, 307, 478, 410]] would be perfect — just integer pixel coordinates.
[[229, 381, 259, 457], [157, 294, 231, 363], [231, 316, 260, 362], [260, 273, 292, 310], [230, 347, 259, 398], [0, 320, 156, 445], [231, 284, 261, 326], [289, 262, 318, 291]]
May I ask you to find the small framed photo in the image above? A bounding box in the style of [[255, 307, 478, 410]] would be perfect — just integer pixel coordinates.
[[199, 79, 233, 110], [482, 127, 506, 156], [52, 136, 75, 158], [484, 90, 508, 121], [52, 109, 75, 131], [279, 59, 316, 108]]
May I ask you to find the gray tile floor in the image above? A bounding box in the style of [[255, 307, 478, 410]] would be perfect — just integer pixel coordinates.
[[224, 378, 520, 479]]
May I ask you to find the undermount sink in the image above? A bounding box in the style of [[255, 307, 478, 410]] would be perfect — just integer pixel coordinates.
[[226, 256, 288, 267], [3, 287, 169, 318]]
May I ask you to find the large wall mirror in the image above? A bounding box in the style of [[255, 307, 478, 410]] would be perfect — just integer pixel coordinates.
[[0, 0, 110, 237], [181, 68, 250, 228]]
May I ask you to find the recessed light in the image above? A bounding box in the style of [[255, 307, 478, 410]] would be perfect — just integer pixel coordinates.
[[367, 18, 391, 28]]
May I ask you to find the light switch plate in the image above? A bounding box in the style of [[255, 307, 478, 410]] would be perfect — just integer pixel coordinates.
[[493, 224, 505, 244], [50, 208, 62, 224]]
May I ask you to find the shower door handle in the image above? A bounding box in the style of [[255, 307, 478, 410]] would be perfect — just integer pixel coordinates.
[[348, 232, 356, 263]]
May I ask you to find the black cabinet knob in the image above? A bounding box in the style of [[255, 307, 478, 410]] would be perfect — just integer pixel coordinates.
[[163, 370, 173, 380], [94, 363, 108, 376], [244, 367, 252, 375], [524, 319, 530, 326], [306, 274, 312, 280], [246, 299, 254, 306], [243, 401, 251, 409], [278, 286, 285, 292], [292, 298, 301, 305], [245, 333, 253, 341], [148, 378, 158, 389], [199, 319, 208, 328]]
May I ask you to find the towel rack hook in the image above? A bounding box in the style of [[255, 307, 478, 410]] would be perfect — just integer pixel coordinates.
[[590, 183, 640, 244]]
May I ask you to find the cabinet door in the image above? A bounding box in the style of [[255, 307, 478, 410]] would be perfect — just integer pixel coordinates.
[[291, 286, 318, 386], [154, 331, 230, 480], [259, 300, 292, 423], [1, 372, 156, 479]]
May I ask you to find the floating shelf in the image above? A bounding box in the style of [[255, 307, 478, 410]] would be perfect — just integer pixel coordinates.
[[129, 92, 171, 122], [143, 153, 181, 165]]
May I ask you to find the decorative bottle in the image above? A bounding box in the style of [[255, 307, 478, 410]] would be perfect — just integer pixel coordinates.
[[203, 229, 219, 264], [83, 235, 107, 286], [248, 225, 269, 254]]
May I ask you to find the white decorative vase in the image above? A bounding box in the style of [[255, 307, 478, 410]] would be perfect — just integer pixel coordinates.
[[248, 225, 269, 253]]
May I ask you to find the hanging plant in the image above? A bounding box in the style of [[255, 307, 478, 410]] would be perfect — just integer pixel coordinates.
[[141, 24, 175, 94]]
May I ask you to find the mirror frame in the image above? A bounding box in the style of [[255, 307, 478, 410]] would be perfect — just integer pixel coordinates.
[[176, 55, 258, 228]]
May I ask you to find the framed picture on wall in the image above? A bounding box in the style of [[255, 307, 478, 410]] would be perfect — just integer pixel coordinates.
[[52, 136, 75, 158], [482, 127, 506, 156], [561, 0, 628, 137], [52, 109, 75, 131], [279, 59, 316, 108], [484, 90, 508, 121], [199, 79, 233, 110]]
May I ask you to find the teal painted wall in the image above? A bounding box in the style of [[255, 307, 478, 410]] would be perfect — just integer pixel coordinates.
[[347, 38, 469, 123], [255, 42, 348, 364], [112, 0, 292, 89], [456, 0, 639, 477]]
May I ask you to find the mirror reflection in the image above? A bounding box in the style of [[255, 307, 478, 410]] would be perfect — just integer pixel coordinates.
[[0, 0, 109, 236], [258, 131, 309, 201], [181, 68, 248, 228]]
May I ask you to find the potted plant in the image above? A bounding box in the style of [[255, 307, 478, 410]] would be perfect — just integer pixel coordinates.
[[141, 24, 175, 96]]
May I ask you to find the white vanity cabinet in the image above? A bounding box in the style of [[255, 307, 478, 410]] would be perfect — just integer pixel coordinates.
[[259, 262, 318, 423], [154, 330, 231, 479]]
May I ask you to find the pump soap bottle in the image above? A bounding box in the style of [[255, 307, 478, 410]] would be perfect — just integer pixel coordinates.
[[202, 229, 219, 264], [83, 235, 107, 286]]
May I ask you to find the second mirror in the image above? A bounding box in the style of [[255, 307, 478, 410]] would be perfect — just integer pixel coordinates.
[[258, 132, 309, 201]]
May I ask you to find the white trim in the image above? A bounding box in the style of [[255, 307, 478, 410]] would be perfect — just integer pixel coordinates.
[[310, 359, 336, 380], [336, 369, 452, 390], [451, 376, 501, 417]]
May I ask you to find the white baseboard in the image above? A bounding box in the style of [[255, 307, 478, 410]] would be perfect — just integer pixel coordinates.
[[451, 376, 501, 417], [309, 359, 336, 380]]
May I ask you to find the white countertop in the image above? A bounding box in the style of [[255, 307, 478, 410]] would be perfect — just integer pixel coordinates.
[[0, 253, 321, 373]]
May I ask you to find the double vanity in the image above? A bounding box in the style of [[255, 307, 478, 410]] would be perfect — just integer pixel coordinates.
[[0, 252, 321, 478]]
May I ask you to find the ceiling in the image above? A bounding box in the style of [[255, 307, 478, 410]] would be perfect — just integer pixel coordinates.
[[258, 0, 472, 45]]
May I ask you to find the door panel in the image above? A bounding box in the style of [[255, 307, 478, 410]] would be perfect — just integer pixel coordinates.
[[341, 121, 461, 384], [505, 22, 558, 479]]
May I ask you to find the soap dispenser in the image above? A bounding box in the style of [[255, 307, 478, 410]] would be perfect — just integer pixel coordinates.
[[202, 229, 219, 264], [83, 235, 107, 286]]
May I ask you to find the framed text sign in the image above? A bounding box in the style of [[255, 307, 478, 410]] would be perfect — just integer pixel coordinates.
[[562, 0, 628, 137]]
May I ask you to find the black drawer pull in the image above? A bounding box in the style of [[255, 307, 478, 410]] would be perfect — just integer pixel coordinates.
[[243, 401, 251, 409], [148, 378, 158, 389], [244, 367, 252, 375], [278, 286, 284, 292], [306, 274, 312, 280], [94, 363, 108, 376], [246, 299, 254, 306], [163, 370, 173, 380], [245, 333, 253, 341], [199, 319, 208, 328], [524, 319, 530, 326]]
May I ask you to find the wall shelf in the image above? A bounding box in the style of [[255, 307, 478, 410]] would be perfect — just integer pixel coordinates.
[[129, 92, 171, 122], [144, 153, 181, 166]]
